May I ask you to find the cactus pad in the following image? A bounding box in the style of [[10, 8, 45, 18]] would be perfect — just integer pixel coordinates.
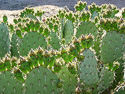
[[10, 33, 20, 58], [63, 20, 74, 44], [49, 31, 61, 50], [24, 14, 37, 20], [91, 11, 99, 20], [0, 71, 23, 94], [19, 32, 47, 56], [76, 21, 97, 38], [101, 31, 125, 63], [79, 49, 99, 85], [57, 66, 77, 94], [24, 66, 62, 94], [59, 18, 65, 40], [98, 68, 114, 93], [0, 23, 10, 57]]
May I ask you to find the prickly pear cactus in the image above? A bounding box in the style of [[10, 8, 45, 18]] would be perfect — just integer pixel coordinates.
[[101, 31, 125, 63], [0, 70, 23, 94], [57, 66, 77, 94], [49, 31, 61, 50], [10, 33, 20, 58], [19, 32, 47, 56], [63, 20, 74, 44], [97, 68, 114, 93], [76, 21, 97, 38], [0, 23, 10, 57], [0, 1, 124, 94], [78, 49, 99, 85], [91, 11, 99, 20], [59, 18, 65, 40], [24, 66, 62, 94], [24, 14, 38, 20]]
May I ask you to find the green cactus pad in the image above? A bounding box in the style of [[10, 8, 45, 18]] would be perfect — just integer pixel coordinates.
[[101, 31, 125, 63], [79, 49, 99, 85], [98, 68, 114, 94], [0, 23, 10, 57], [49, 31, 61, 50], [10, 33, 20, 58], [76, 21, 97, 38], [91, 11, 99, 20], [24, 66, 62, 94], [57, 66, 77, 94], [59, 18, 65, 39], [63, 20, 74, 44], [19, 32, 47, 56], [0, 71, 23, 94], [24, 13, 37, 20]]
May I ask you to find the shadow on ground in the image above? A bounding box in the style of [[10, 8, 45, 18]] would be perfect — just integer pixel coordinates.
[[0, 0, 125, 11]]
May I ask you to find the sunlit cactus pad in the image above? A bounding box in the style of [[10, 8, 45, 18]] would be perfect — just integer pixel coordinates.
[[0, 71, 23, 94], [24, 66, 62, 94]]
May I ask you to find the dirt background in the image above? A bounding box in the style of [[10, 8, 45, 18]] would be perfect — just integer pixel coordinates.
[[0, 0, 125, 23]]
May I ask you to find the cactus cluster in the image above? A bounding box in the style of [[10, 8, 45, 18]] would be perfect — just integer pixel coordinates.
[[0, 1, 125, 94]]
